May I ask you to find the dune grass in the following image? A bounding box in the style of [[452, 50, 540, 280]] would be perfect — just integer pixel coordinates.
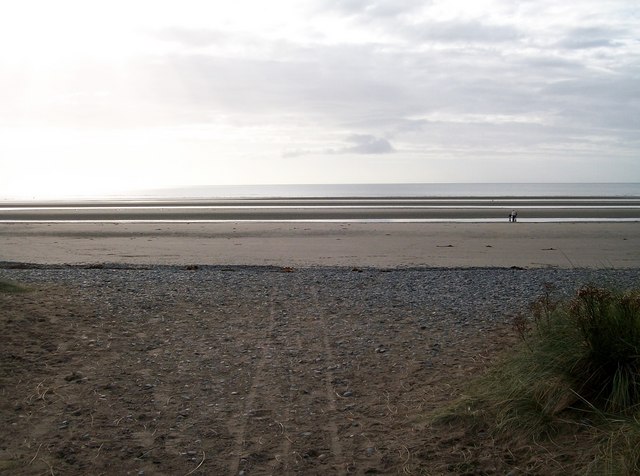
[[437, 284, 640, 474]]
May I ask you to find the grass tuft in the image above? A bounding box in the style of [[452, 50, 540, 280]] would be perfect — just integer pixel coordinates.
[[0, 280, 27, 293], [435, 284, 640, 473], [569, 287, 640, 413], [502, 285, 640, 419]]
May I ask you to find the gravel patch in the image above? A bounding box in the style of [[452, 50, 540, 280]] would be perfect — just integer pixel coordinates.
[[2, 265, 638, 328]]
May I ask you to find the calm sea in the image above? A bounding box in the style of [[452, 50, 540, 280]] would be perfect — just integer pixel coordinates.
[[134, 183, 640, 199]]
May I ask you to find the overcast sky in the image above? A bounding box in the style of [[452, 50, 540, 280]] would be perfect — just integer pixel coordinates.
[[1, 0, 639, 198]]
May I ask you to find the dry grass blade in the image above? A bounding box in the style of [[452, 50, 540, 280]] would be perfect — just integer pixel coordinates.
[[28, 443, 42, 465], [93, 443, 103, 461], [185, 451, 206, 476], [40, 457, 55, 476]]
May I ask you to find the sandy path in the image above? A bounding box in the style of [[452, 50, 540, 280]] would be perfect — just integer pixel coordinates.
[[0, 269, 511, 474], [1, 222, 639, 268]]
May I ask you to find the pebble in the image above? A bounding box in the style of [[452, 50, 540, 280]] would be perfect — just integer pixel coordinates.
[[4, 266, 637, 315]]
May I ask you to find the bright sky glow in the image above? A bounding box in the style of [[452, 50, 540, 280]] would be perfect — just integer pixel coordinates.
[[0, 0, 639, 198]]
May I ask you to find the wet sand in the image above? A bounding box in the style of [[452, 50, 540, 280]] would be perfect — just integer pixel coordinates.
[[2, 221, 639, 268], [1, 197, 640, 221]]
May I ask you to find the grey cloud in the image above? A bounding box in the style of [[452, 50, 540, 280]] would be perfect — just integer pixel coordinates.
[[135, 23, 629, 138], [321, 1, 522, 44], [544, 76, 640, 103], [0, 44, 415, 128], [134, 46, 414, 123], [559, 38, 618, 49], [557, 26, 626, 50], [341, 134, 395, 154], [1, 42, 581, 131], [411, 20, 522, 43], [499, 70, 640, 133], [323, 0, 425, 18], [325, 2, 523, 44], [283, 134, 394, 158], [520, 56, 585, 72]]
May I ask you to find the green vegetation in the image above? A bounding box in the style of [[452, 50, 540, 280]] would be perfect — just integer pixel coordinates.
[[439, 284, 640, 474], [0, 280, 27, 293]]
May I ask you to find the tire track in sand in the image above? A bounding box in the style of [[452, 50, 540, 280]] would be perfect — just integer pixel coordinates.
[[227, 291, 278, 475], [228, 283, 345, 475], [228, 286, 296, 475], [271, 294, 294, 475], [311, 285, 346, 475]]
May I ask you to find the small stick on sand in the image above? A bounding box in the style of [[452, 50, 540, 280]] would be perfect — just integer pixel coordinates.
[[136, 447, 159, 460], [185, 451, 205, 475]]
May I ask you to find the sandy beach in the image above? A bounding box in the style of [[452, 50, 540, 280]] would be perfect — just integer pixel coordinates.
[[2, 208, 639, 474], [1, 221, 639, 268]]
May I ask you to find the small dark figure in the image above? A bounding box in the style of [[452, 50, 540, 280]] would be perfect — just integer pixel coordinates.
[[513, 210, 518, 222]]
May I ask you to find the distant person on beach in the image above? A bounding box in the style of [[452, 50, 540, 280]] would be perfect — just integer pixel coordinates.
[[513, 211, 518, 222]]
